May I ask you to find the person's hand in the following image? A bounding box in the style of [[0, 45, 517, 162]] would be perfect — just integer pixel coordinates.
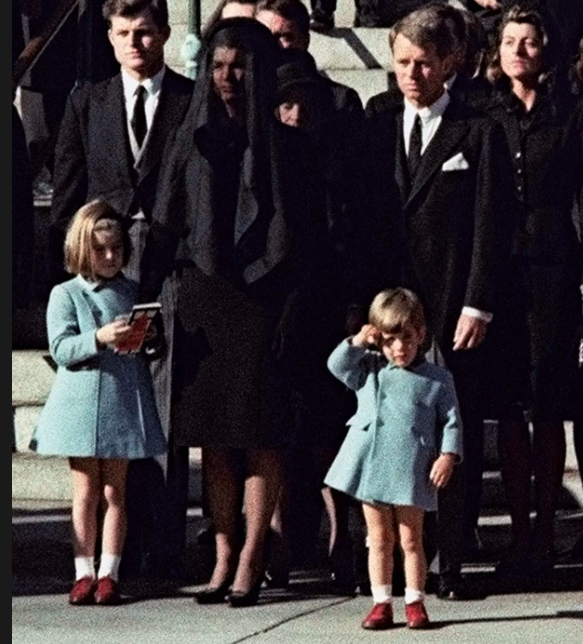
[[352, 324, 380, 348], [453, 313, 488, 350], [429, 453, 456, 488], [96, 319, 133, 348], [345, 305, 366, 336], [472, 0, 502, 10]]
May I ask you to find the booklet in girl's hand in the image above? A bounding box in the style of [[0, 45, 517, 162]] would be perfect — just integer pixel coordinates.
[[115, 302, 162, 355]]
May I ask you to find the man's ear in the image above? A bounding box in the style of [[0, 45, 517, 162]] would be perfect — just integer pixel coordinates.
[[162, 25, 171, 44]]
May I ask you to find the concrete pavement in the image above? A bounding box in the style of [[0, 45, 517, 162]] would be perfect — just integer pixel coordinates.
[[12, 497, 583, 644]]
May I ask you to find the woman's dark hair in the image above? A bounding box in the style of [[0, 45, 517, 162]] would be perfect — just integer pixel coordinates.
[[485, 4, 555, 87]]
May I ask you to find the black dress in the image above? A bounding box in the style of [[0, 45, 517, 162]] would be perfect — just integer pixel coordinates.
[[140, 18, 329, 448], [484, 87, 582, 420]]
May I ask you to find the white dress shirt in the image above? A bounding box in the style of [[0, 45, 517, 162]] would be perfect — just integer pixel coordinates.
[[122, 66, 166, 158]]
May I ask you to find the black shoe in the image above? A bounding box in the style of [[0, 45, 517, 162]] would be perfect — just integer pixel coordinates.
[[228, 578, 263, 608], [309, 10, 334, 32], [435, 574, 464, 600], [194, 577, 234, 605]]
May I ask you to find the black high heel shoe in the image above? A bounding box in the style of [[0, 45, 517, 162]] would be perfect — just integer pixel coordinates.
[[194, 576, 234, 605], [227, 577, 263, 608]]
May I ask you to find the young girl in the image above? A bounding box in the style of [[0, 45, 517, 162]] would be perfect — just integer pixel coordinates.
[[324, 288, 463, 630], [30, 199, 166, 605]]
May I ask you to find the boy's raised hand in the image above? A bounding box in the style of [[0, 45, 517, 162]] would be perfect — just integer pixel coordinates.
[[429, 453, 456, 489], [352, 324, 380, 348]]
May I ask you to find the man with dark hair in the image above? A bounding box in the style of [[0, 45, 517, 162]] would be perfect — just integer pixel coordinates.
[[47, 0, 195, 579], [255, 0, 363, 118], [220, 0, 258, 19], [255, 0, 311, 49], [364, 5, 511, 600]]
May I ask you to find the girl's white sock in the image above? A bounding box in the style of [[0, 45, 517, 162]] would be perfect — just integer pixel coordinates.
[[74, 556, 96, 581], [97, 553, 121, 582], [404, 587, 425, 604], [371, 584, 392, 604]]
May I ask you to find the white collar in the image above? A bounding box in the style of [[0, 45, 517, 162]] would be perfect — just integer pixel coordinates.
[[121, 66, 166, 102], [403, 90, 450, 123]]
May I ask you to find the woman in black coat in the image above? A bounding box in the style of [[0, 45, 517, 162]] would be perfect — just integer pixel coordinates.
[[140, 18, 328, 606], [483, 4, 582, 575]]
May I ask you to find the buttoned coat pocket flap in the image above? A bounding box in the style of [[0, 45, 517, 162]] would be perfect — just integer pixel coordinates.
[[441, 152, 469, 172]]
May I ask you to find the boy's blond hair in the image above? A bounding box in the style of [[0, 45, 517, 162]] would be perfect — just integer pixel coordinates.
[[64, 199, 131, 280], [368, 287, 426, 334]]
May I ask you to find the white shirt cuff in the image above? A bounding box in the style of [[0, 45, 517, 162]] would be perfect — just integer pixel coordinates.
[[462, 306, 493, 323]]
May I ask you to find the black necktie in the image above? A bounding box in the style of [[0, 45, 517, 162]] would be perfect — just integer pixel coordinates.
[[408, 114, 422, 180], [131, 85, 147, 149]]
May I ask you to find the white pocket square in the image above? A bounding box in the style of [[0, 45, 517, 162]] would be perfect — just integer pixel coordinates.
[[442, 152, 469, 171]]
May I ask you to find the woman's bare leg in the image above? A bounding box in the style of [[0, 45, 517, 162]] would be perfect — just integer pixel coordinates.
[[204, 446, 243, 588], [233, 448, 282, 593]]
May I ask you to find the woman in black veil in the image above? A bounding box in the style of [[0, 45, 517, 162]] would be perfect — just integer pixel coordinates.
[[140, 17, 327, 606]]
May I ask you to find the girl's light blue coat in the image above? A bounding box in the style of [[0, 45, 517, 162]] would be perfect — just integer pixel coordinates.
[[324, 339, 463, 512], [30, 275, 166, 459]]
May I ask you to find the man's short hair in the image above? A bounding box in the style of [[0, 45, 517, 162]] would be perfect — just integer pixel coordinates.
[[221, 0, 258, 19], [389, 4, 456, 60], [255, 0, 310, 34], [102, 0, 169, 29]]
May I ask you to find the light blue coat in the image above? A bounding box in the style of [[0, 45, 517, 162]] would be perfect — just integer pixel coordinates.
[[30, 275, 166, 459], [324, 339, 463, 511]]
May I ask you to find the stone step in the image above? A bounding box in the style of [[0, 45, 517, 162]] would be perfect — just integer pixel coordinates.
[[12, 449, 203, 504]]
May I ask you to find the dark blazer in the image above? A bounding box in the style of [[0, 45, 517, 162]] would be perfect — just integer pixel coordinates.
[[483, 89, 582, 263], [48, 67, 194, 284], [363, 92, 512, 351]]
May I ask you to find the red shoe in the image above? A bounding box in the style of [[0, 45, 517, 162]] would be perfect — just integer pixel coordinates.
[[361, 602, 394, 630], [94, 576, 122, 605], [405, 601, 430, 629], [69, 576, 96, 605]]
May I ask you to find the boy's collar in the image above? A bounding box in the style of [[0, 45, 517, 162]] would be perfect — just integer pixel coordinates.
[[387, 353, 426, 370]]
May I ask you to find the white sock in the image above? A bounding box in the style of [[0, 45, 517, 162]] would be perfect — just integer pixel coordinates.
[[97, 554, 121, 582], [74, 556, 95, 581], [404, 587, 425, 604], [371, 584, 392, 604]]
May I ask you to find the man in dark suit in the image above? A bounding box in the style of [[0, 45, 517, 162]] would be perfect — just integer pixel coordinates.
[[363, 5, 510, 600], [48, 0, 194, 579], [49, 0, 193, 284]]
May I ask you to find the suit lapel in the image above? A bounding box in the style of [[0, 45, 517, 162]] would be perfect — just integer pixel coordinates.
[[394, 111, 409, 205], [94, 76, 134, 181], [407, 103, 470, 206], [138, 69, 186, 180]]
